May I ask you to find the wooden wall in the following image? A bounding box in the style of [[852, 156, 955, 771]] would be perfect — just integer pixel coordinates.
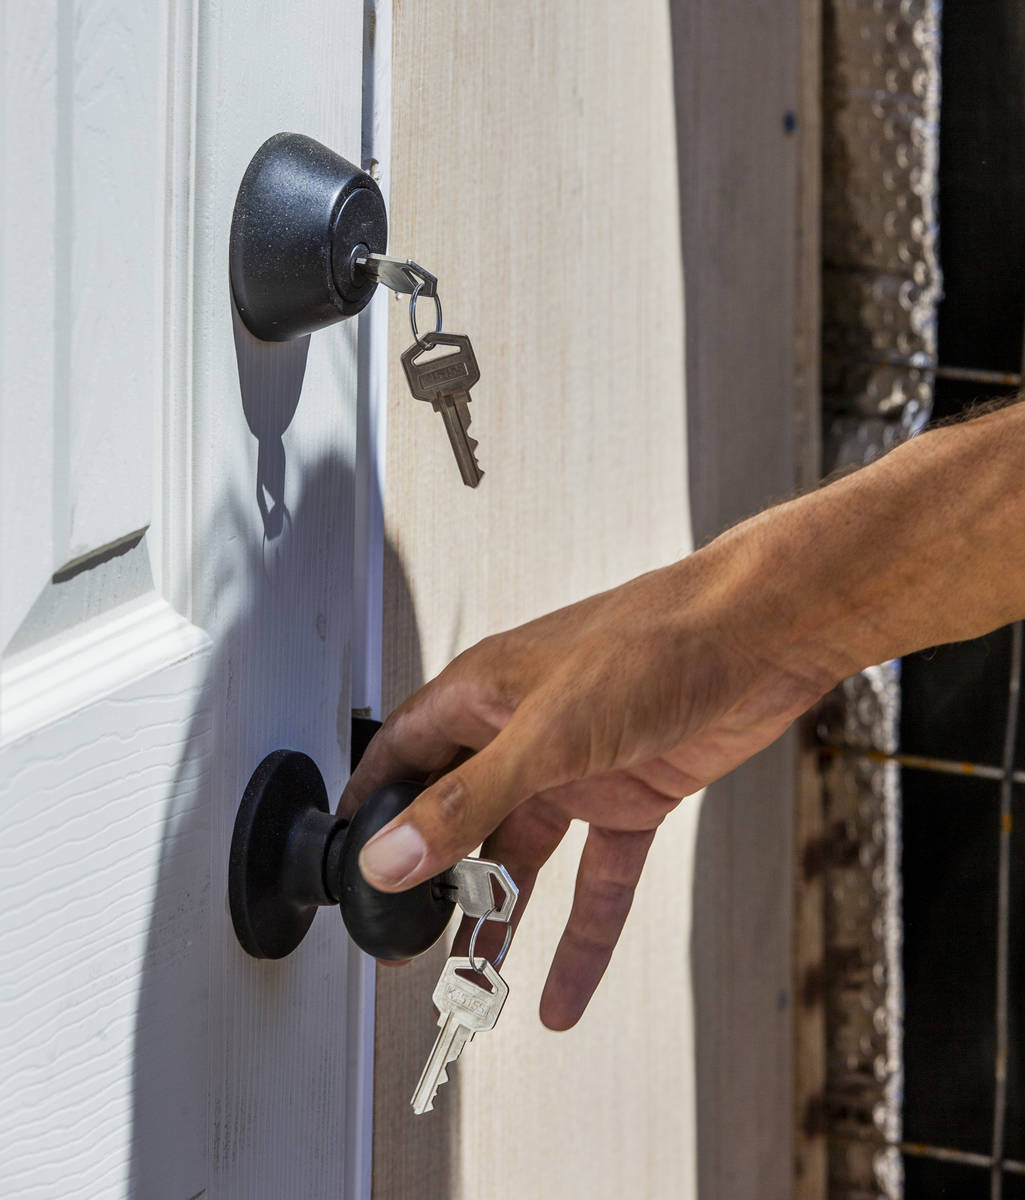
[[378, 1, 819, 1196], [670, 0, 822, 1197]]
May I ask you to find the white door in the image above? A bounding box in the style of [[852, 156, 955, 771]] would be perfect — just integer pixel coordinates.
[[1, 4, 384, 1197]]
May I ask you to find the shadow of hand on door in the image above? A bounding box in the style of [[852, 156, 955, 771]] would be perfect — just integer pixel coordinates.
[[128, 312, 435, 1195]]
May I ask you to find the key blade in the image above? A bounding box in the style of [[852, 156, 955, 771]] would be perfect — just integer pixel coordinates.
[[355, 253, 437, 297], [453, 396, 479, 449], [410, 1014, 458, 1114], [410, 1017, 471, 1114], [438, 396, 484, 488], [410, 958, 510, 1115]]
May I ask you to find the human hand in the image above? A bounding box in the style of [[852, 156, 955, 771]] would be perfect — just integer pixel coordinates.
[[341, 512, 841, 1029], [344, 400, 1025, 1026]]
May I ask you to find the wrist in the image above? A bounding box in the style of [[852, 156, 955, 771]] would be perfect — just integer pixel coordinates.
[[737, 402, 1025, 685], [656, 513, 849, 717]]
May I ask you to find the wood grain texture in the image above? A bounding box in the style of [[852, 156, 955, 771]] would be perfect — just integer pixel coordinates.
[[0, 0, 166, 645], [0, 3, 57, 651], [378, 3, 693, 1198], [59, 0, 165, 565], [670, 0, 819, 1196], [794, 719, 828, 1200], [0, 635, 212, 1199], [190, 3, 374, 1196], [793, 4, 827, 1195], [1, 2, 377, 1196], [380, 1, 819, 1197]]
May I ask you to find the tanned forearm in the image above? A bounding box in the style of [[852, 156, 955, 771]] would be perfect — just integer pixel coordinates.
[[736, 399, 1025, 686]]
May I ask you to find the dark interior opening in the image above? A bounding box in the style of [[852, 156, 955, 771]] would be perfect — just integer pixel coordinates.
[[899, 2, 1025, 1191]]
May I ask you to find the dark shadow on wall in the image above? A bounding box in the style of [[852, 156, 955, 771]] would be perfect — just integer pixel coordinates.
[[369, 543, 462, 1200], [126, 315, 435, 1197], [669, 0, 803, 1195]]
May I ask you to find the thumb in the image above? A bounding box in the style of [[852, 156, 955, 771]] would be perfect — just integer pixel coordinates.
[[357, 717, 544, 892]]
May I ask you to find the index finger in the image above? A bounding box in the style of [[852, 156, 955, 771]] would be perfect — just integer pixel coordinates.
[[449, 797, 571, 963], [341, 680, 510, 817], [355, 698, 564, 891]]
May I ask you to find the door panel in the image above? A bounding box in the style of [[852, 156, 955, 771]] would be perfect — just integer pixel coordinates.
[[58, 1, 164, 565], [0, 1, 166, 655], [1, 3, 378, 1197], [1, 5, 59, 652], [1, 632, 210, 1198]]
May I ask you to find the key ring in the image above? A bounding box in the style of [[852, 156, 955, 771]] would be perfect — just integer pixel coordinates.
[[467, 905, 513, 973], [410, 281, 443, 349]]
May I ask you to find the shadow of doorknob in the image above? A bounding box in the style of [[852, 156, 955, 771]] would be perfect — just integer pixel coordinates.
[[228, 717, 454, 961]]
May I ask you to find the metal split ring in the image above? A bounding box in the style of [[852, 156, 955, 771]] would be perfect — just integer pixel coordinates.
[[409, 281, 443, 349], [467, 905, 513, 973]]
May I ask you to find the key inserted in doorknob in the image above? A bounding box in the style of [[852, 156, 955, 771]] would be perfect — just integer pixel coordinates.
[[228, 718, 454, 960]]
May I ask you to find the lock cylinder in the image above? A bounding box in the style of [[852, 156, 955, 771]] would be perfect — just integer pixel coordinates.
[[229, 132, 388, 341]]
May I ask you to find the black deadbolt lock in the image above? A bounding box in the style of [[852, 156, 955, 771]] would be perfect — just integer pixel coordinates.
[[229, 132, 388, 341], [228, 718, 455, 961]]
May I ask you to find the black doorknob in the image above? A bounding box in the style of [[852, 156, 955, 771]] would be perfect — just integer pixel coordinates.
[[228, 718, 454, 960], [229, 132, 388, 341]]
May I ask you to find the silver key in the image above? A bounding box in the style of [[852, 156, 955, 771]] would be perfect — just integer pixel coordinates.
[[401, 332, 484, 488], [354, 252, 438, 297], [410, 956, 509, 1115], [439, 858, 518, 922]]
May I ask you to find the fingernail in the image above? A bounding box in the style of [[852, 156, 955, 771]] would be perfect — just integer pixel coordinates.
[[359, 823, 426, 886]]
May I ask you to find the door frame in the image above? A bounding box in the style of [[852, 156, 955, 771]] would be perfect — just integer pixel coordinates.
[[347, 1, 393, 1193]]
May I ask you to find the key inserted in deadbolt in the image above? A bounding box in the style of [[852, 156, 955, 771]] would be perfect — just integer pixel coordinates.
[[229, 132, 389, 341]]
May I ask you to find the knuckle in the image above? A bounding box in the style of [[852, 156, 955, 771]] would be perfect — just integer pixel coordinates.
[[430, 772, 474, 841], [377, 708, 404, 740], [472, 631, 504, 660], [447, 639, 487, 676], [525, 797, 572, 843], [562, 921, 616, 957], [587, 875, 636, 919]]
